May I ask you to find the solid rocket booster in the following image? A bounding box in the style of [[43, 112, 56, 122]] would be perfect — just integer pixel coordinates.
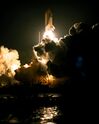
[[45, 9, 55, 31]]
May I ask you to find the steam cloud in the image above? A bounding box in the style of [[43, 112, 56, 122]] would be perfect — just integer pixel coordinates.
[[1, 22, 98, 87], [33, 22, 99, 82], [0, 46, 21, 77], [15, 60, 47, 85]]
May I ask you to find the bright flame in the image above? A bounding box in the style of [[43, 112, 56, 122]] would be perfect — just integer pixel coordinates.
[[43, 30, 55, 40], [46, 74, 55, 85], [43, 30, 58, 43], [39, 74, 56, 86]]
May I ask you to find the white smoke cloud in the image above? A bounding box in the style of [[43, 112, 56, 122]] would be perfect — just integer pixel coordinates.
[[15, 22, 99, 87], [0, 46, 21, 77]]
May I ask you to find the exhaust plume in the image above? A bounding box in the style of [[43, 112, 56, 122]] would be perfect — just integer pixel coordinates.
[[33, 22, 99, 82], [15, 22, 99, 87], [0, 46, 21, 77]]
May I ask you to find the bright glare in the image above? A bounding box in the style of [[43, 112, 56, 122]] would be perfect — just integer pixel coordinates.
[[40, 106, 58, 124], [11, 64, 19, 71], [43, 30, 55, 40], [38, 74, 56, 86], [43, 30, 58, 43], [11, 64, 20, 76], [46, 74, 55, 85], [23, 64, 29, 68], [47, 74, 54, 82]]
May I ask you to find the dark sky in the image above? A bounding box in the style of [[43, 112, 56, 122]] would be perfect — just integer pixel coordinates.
[[0, 0, 98, 64]]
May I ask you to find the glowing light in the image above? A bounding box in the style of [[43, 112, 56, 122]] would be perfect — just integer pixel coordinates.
[[43, 30, 58, 43], [0, 46, 20, 77], [46, 74, 55, 83], [43, 30, 55, 40], [11, 64, 19, 76], [39, 74, 56, 86], [23, 64, 29, 68], [40, 106, 59, 124], [11, 64, 19, 71]]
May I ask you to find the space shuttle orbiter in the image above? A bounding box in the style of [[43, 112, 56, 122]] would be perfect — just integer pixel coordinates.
[[45, 9, 55, 31]]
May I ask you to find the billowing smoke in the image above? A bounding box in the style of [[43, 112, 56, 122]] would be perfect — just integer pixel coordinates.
[[15, 28, 60, 86], [14, 22, 99, 87], [15, 60, 47, 85], [33, 22, 99, 82], [0, 46, 21, 77]]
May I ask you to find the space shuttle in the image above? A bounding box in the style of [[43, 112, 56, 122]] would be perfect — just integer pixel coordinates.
[[45, 9, 55, 31]]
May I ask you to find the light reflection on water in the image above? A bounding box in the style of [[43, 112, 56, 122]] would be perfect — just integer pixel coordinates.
[[32, 106, 61, 124], [0, 106, 60, 123], [0, 94, 62, 123], [40, 106, 58, 124]]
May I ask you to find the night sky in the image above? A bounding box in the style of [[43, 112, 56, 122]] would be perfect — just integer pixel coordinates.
[[0, 0, 98, 64]]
